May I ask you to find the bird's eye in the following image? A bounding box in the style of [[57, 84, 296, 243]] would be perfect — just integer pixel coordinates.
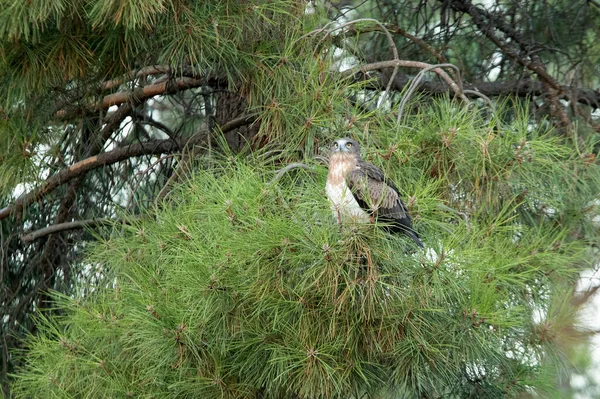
[[346, 142, 352, 148], [334, 142, 338, 148]]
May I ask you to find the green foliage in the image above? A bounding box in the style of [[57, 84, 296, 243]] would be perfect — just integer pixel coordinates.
[[12, 101, 600, 397], [0, 0, 300, 105], [2, 0, 600, 396]]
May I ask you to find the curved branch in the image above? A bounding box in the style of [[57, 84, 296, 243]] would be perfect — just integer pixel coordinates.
[[345, 60, 469, 102], [20, 218, 118, 243], [0, 139, 190, 221], [397, 63, 466, 123], [269, 163, 316, 185], [0, 114, 257, 222]]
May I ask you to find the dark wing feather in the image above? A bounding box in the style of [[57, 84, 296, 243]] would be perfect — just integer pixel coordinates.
[[347, 161, 423, 247]]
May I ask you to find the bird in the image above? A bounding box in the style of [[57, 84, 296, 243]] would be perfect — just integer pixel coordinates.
[[325, 137, 423, 247]]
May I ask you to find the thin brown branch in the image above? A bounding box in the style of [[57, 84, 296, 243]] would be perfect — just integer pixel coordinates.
[[20, 218, 117, 243], [100, 65, 170, 92], [100, 77, 204, 110], [127, 155, 175, 209], [155, 146, 202, 205]]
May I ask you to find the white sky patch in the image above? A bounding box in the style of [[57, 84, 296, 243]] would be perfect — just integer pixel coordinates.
[[487, 52, 503, 82], [304, 0, 315, 15], [572, 268, 600, 398]]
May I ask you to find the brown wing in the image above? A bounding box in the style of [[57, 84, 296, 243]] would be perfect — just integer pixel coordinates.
[[347, 161, 423, 247]]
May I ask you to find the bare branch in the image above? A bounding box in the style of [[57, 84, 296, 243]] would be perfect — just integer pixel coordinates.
[[127, 155, 175, 209], [350, 72, 600, 109], [20, 219, 118, 244], [0, 136, 199, 221], [269, 163, 316, 185]]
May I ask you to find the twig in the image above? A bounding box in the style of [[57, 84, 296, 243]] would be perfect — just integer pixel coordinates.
[[397, 63, 467, 123], [132, 109, 178, 141], [127, 155, 175, 209], [269, 163, 316, 185], [462, 89, 495, 109]]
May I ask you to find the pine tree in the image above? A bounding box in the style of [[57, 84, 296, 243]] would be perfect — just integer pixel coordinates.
[[11, 103, 600, 397], [1, 0, 599, 397]]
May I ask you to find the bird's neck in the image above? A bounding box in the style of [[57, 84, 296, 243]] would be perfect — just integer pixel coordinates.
[[328, 153, 357, 185]]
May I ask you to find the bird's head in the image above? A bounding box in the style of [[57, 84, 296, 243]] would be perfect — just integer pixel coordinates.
[[330, 137, 360, 157]]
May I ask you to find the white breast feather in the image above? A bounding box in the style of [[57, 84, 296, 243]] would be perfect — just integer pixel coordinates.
[[325, 180, 370, 223]]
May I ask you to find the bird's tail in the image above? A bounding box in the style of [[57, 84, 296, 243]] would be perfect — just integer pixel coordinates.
[[406, 230, 424, 248]]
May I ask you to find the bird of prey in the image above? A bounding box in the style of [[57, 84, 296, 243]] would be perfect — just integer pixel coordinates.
[[325, 137, 423, 247]]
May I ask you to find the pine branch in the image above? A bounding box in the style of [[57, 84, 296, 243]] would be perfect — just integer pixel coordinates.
[[100, 65, 171, 92], [444, 0, 560, 91], [0, 114, 257, 222], [443, 0, 572, 128], [0, 136, 202, 221], [20, 218, 118, 243]]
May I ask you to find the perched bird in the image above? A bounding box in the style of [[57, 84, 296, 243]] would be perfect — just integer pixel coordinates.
[[325, 137, 423, 247]]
